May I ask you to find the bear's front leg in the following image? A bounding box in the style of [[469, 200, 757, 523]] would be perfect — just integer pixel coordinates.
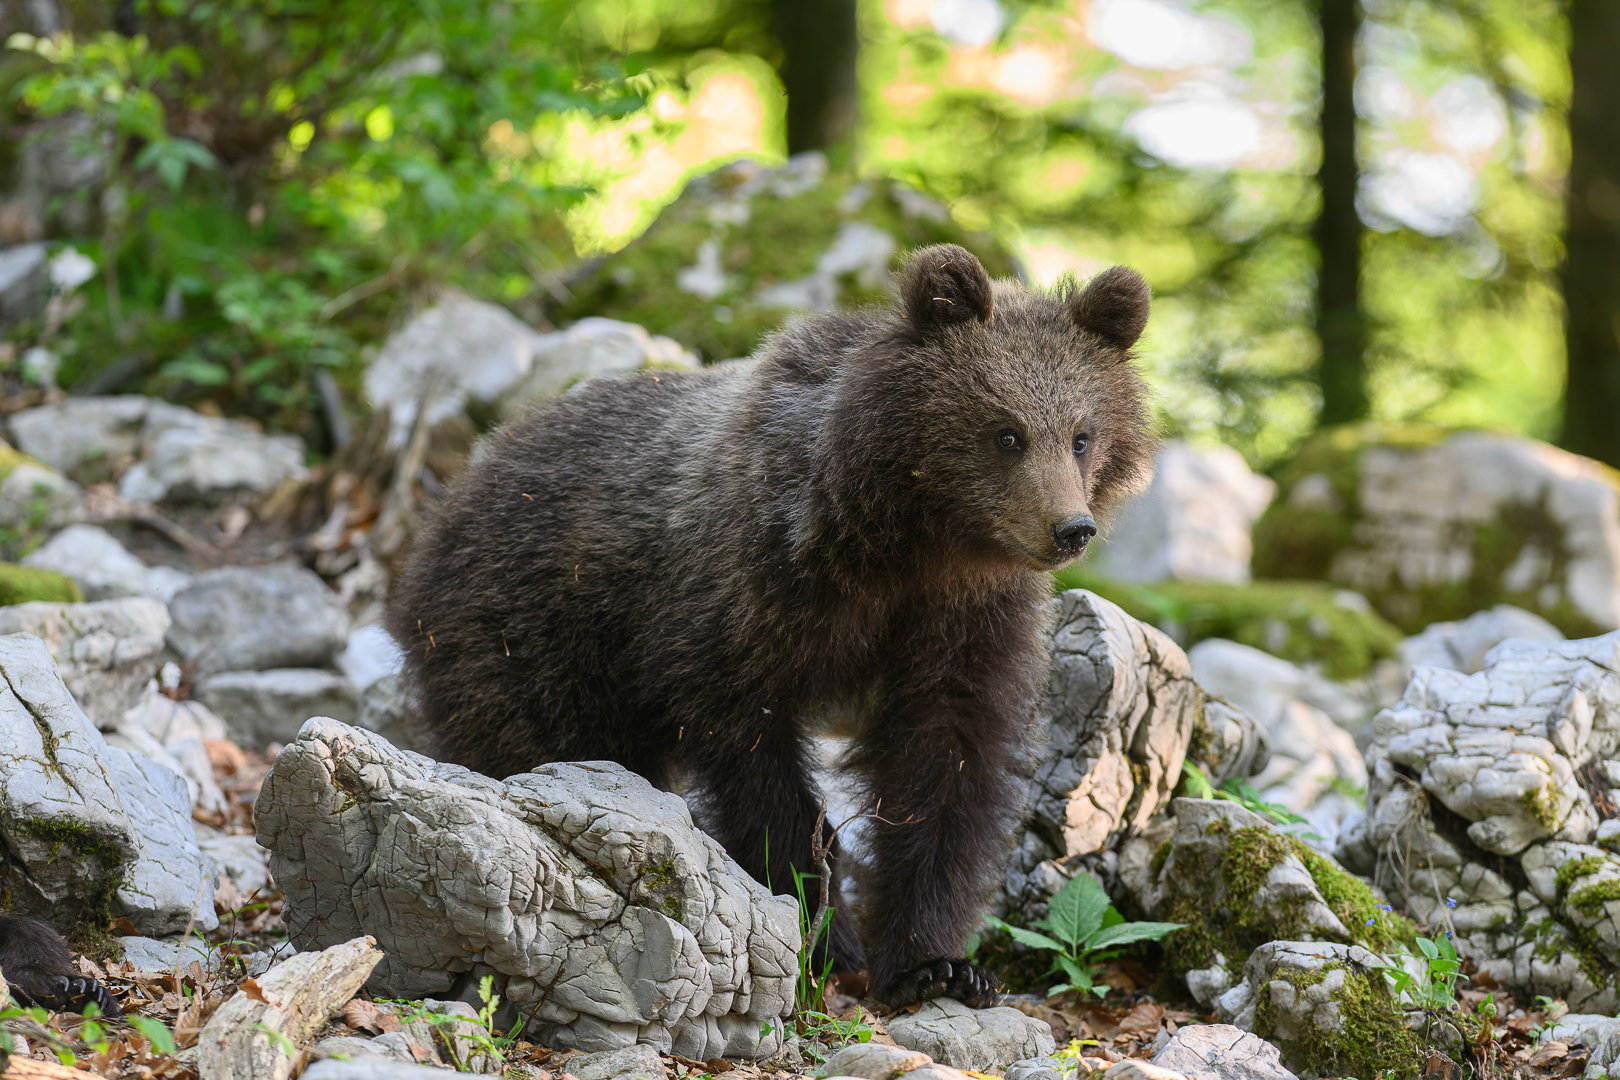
[[851, 659, 1033, 1010]]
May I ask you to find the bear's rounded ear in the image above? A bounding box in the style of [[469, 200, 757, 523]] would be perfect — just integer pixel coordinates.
[[899, 244, 994, 334], [1069, 265, 1150, 349]]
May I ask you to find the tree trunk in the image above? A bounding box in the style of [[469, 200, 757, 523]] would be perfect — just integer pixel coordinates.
[[1560, 0, 1620, 467], [773, 0, 859, 154], [1314, 0, 1367, 425]]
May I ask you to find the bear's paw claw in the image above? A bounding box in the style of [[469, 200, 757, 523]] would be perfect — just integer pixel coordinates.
[[875, 958, 1000, 1010]]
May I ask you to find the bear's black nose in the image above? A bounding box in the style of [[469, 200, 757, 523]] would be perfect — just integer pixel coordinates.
[[1052, 515, 1097, 554]]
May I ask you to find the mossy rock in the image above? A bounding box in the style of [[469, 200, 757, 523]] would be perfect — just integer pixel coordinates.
[[1162, 820, 1409, 978], [549, 153, 1020, 362], [1251, 422, 1620, 637], [0, 562, 82, 606], [1055, 570, 1403, 680], [1250, 955, 1419, 1079]]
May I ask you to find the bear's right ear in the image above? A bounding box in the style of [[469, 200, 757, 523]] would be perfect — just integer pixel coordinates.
[[899, 244, 994, 334], [1069, 265, 1150, 349]]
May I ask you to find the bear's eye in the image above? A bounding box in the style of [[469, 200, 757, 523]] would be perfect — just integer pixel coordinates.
[[997, 429, 1023, 451], [1073, 434, 1089, 456]]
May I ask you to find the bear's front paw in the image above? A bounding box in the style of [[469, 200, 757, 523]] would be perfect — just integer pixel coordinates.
[[14, 974, 122, 1017], [874, 959, 1000, 1010]]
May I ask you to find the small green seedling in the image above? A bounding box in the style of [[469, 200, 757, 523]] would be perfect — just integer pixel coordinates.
[[984, 871, 1182, 999]]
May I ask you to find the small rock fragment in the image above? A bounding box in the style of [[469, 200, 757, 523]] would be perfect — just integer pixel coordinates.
[[823, 1041, 933, 1078], [195, 935, 382, 1080]]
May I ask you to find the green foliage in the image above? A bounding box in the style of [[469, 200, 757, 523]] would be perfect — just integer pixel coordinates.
[[1376, 928, 1462, 1012], [983, 871, 1182, 999], [1252, 961, 1420, 1080], [386, 981, 509, 1072], [3, 0, 655, 432], [1057, 573, 1404, 680], [127, 1015, 176, 1055], [1179, 762, 1318, 836]]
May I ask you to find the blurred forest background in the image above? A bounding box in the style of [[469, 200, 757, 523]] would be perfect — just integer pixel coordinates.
[[0, 0, 1610, 474]]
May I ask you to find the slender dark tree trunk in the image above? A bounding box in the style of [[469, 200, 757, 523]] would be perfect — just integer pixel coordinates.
[[1560, 0, 1620, 467], [773, 0, 858, 154], [1314, 0, 1367, 424]]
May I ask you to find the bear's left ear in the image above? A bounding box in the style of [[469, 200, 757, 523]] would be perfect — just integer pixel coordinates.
[[900, 244, 995, 334], [1069, 265, 1150, 349]]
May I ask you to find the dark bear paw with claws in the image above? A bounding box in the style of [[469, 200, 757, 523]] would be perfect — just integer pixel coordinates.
[[14, 974, 122, 1018], [875, 959, 1000, 1010]]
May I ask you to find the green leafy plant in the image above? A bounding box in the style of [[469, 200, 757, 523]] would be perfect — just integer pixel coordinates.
[[387, 980, 510, 1072], [1181, 762, 1323, 839], [983, 872, 1183, 999]]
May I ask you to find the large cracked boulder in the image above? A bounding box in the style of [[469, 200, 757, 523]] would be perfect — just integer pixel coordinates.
[[256, 718, 799, 1059], [997, 590, 1268, 920], [1337, 629, 1620, 1011], [883, 999, 1055, 1070], [1121, 799, 1400, 1011], [0, 632, 216, 934], [1253, 423, 1620, 637]]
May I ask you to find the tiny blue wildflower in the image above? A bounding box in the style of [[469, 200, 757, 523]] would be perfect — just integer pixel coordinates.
[[1445, 896, 1458, 909], [1366, 918, 1375, 926]]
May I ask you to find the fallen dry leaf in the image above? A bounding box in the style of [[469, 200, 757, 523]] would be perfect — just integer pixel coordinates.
[[238, 978, 281, 1007], [1116, 1001, 1164, 1039], [1527, 1042, 1571, 1066]]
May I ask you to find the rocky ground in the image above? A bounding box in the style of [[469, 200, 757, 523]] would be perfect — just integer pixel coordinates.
[[7, 157, 1620, 1079]]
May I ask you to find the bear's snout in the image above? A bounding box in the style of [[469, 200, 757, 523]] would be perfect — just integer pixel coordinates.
[[1051, 513, 1097, 557]]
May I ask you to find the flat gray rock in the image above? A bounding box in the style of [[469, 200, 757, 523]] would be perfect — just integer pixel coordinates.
[[168, 564, 349, 677], [0, 242, 48, 326], [0, 597, 169, 727], [257, 718, 799, 1060], [0, 632, 216, 933], [1152, 1025, 1296, 1080], [570, 1044, 667, 1080], [824, 1042, 932, 1078], [883, 999, 1055, 1070], [195, 667, 358, 749], [117, 935, 215, 973], [9, 395, 161, 477]]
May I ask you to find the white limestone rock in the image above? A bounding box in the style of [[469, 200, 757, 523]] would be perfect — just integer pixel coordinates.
[[498, 317, 698, 420], [998, 589, 1199, 919], [1089, 441, 1276, 585], [255, 717, 799, 1060], [1398, 604, 1564, 675], [167, 564, 350, 678], [22, 524, 190, 601], [883, 999, 1056, 1070], [1150, 1024, 1296, 1080], [0, 631, 216, 934], [0, 597, 169, 727], [119, 419, 306, 504], [9, 395, 154, 477]]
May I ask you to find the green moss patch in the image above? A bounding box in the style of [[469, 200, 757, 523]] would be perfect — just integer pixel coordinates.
[[0, 562, 81, 606], [1251, 960, 1419, 1080], [12, 818, 125, 950], [1556, 855, 1608, 894], [550, 168, 1018, 363], [1055, 573, 1403, 680], [1163, 825, 1409, 980]]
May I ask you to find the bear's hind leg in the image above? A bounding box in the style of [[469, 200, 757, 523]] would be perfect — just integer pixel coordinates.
[[681, 725, 866, 975]]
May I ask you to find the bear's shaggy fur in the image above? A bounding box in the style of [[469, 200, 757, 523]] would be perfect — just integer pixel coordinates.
[[389, 245, 1155, 1008]]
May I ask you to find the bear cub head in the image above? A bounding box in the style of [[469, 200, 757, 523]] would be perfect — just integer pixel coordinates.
[[833, 243, 1156, 573]]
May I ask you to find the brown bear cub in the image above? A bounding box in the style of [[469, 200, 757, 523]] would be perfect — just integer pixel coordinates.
[[390, 244, 1155, 1010]]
